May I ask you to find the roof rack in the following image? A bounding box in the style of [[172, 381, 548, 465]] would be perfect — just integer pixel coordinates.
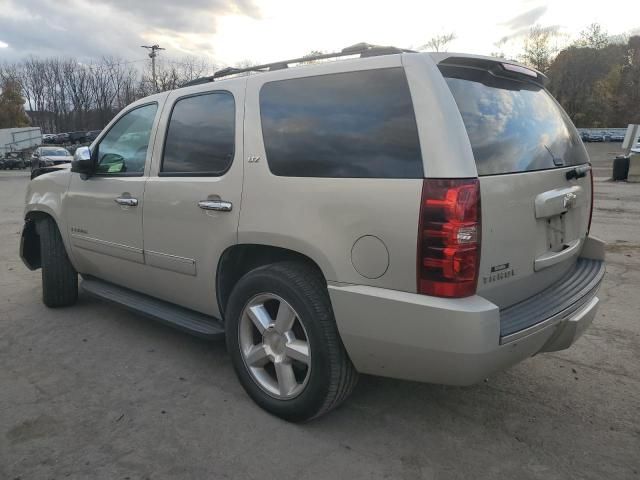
[[181, 43, 415, 87]]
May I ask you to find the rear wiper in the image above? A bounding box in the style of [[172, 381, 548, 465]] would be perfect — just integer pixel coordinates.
[[544, 145, 564, 166]]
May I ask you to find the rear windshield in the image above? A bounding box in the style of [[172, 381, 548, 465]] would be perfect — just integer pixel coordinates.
[[439, 65, 588, 176]]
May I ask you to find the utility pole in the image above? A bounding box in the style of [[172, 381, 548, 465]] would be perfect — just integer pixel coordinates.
[[141, 44, 165, 92]]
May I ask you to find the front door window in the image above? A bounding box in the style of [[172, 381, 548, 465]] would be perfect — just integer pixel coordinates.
[[95, 103, 158, 175]]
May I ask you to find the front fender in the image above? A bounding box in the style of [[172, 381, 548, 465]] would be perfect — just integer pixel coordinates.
[[23, 169, 77, 268]]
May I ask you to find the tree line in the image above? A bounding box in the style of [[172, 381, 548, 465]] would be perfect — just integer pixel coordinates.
[[519, 23, 640, 127], [0, 57, 212, 132]]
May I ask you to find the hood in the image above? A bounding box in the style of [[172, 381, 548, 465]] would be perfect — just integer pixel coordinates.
[[31, 162, 72, 179]]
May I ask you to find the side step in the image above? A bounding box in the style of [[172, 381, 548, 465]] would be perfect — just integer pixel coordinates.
[[81, 277, 225, 339]]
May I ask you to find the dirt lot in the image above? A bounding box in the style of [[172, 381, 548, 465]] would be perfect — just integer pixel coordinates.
[[1, 144, 639, 480]]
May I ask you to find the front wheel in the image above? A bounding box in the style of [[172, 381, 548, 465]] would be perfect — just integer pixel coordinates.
[[225, 262, 358, 422], [37, 217, 78, 307]]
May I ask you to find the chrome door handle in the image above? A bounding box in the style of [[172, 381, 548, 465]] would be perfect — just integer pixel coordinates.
[[115, 197, 138, 207], [198, 199, 232, 212]]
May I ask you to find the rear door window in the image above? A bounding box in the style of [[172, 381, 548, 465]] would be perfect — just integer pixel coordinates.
[[259, 68, 423, 178], [161, 92, 235, 176], [440, 65, 588, 176]]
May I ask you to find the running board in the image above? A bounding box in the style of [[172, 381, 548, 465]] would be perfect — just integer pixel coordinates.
[[81, 277, 225, 339]]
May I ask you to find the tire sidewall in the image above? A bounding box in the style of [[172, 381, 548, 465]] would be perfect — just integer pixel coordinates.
[[225, 265, 333, 422]]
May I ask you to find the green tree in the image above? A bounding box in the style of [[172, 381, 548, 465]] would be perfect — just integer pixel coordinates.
[[547, 42, 628, 126], [614, 36, 640, 125], [521, 25, 557, 74], [0, 78, 30, 128]]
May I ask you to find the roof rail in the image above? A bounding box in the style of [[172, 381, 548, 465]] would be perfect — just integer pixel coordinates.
[[181, 43, 415, 88]]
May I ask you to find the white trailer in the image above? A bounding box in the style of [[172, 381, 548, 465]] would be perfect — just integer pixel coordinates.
[[0, 127, 42, 156]]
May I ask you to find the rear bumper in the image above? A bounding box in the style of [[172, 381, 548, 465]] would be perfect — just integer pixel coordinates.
[[329, 246, 605, 386]]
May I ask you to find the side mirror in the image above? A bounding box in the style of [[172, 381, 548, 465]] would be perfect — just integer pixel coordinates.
[[71, 146, 94, 175]]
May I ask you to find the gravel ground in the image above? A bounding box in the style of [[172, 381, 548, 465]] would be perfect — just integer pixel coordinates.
[[1, 144, 639, 479]]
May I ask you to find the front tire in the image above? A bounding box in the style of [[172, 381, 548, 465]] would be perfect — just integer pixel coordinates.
[[38, 217, 78, 307], [225, 261, 358, 422]]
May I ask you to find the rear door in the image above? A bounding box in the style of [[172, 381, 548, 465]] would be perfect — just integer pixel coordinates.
[[439, 62, 592, 308], [141, 84, 244, 317]]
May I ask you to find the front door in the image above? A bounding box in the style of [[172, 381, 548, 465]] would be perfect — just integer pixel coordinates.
[[140, 84, 245, 317], [65, 100, 164, 291]]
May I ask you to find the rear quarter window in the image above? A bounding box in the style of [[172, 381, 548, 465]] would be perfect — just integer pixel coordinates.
[[259, 68, 423, 178], [440, 65, 588, 176]]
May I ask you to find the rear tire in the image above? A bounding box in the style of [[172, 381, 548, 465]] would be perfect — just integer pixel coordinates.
[[38, 217, 78, 307], [225, 261, 358, 422]]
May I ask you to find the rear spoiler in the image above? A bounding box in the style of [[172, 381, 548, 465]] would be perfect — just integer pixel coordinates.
[[431, 53, 548, 87]]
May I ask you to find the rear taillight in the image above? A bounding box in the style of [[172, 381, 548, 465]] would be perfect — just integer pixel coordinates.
[[417, 178, 481, 298], [587, 165, 594, 233]]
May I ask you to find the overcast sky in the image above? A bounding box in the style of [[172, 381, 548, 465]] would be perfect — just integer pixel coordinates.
[[0, 0, 638, 67]]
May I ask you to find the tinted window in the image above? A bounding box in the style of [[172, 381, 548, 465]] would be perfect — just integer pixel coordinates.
[[260, 68, 422, 178], [440, 65, 588, 176], [96, 103, 157, 175], [162, 92, 235, 175]]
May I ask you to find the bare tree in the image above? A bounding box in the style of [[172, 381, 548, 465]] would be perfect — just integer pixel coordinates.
[[576, 23, 609, 49], [140, 57, 212, 94], [418, 33, 457, 52], [0, 54, 211, 132]]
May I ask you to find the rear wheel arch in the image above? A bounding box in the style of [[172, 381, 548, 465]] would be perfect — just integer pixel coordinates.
[[216, 244, 329, 317]]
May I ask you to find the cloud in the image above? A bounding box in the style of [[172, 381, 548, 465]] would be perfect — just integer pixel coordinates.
[[0, 0, 260, 61], [501, 5, 548, 30], [497, 23, 561, 46]]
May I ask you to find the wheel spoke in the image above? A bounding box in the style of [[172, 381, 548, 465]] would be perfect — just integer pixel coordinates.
[[274, 301, 296, 334], [247, 304, 272, 333], [285, 339, 310, 365], [245, 344, 269, 367], [274, 360, 297, 396]]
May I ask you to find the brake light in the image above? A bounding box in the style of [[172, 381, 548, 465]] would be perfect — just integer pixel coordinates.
[[587, 165, 594, 233], [417, 178, 481, 298]]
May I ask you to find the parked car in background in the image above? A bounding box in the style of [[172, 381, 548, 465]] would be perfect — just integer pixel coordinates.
[[2, 151, 27, 169], [588, 133, 604, 142], [610, 133, 625, 142], [86, 130, 102, 142], [68, 131, 88, 144], [42, 134, 57, 144], [580, 131, 591, 142], [31, 147, 73, 170], [20, 46, 605, 421], [54, 133, 70, 144]]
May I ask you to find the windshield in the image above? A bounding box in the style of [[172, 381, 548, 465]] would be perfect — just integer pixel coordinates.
[[439, 65, 589, 176], [41, 148, 70, 157]]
